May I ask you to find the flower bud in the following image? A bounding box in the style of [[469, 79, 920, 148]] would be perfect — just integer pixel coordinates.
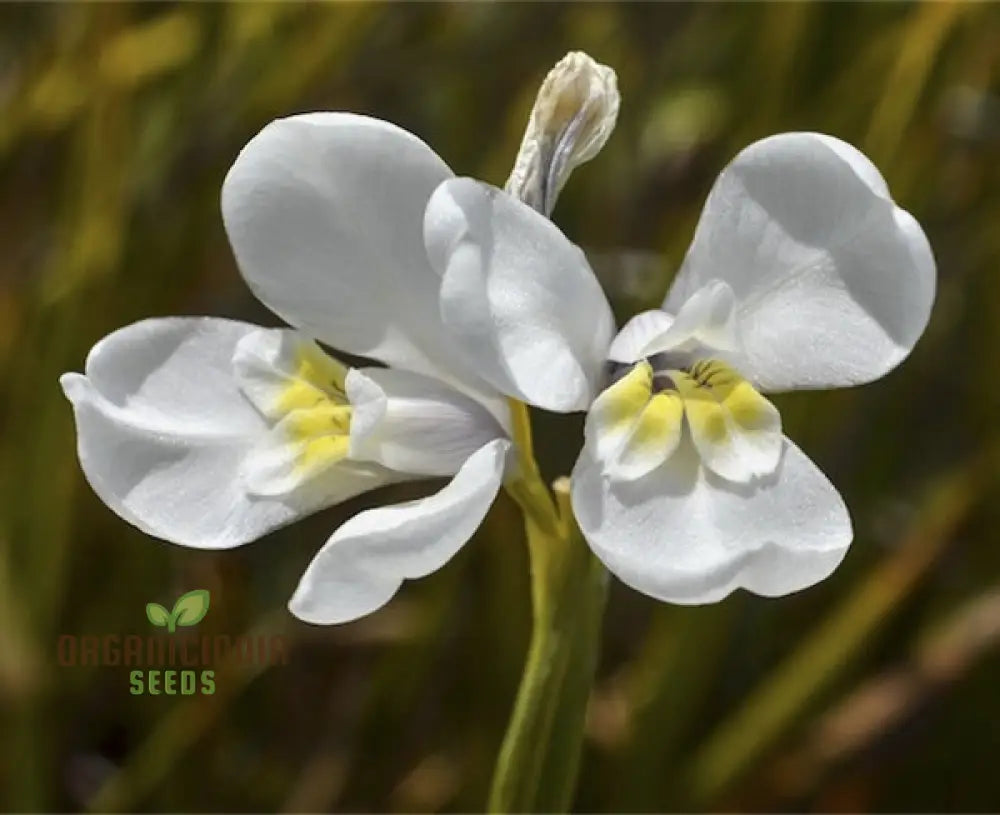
[[505, 51, 620, 216]]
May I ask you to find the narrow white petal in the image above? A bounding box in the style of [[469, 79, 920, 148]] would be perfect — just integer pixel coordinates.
[[289, 439, 510, 624], [613, 281, 740, 363], [60, 318, 389, 549], [572, 435, 852, 603], [665, 132, 936, 391], [608, 310, 674, 363], [653, 280, 740, 354], [346, 367, 507, 477], [222, 113, 492, 398], [425, 177, 616, 412]]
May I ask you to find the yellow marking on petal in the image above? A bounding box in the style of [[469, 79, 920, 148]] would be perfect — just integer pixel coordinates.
[[610, 390, 685, 479], [689, 360, 777, 434], [589, 361, 687, 477], [675, 372, 729, 444], [630, 391, 684, 450], [596, 359, 654, 431], [283, 404, 353, 442], [299, 435, 352, 472], [672, 359, 782, 481], [269, 342, 354, 477], [275, 343, 349, 415]]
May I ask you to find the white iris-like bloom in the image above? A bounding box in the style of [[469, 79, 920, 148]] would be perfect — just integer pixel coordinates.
[[60, 112, 613, 624], [427, 132, 936, 604]]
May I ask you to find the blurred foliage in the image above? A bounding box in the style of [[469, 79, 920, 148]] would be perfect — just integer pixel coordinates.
[[2, 2, 1000, 812]]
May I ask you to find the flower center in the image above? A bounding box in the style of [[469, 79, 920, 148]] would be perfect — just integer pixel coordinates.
[[588, 355, 782, 483], [234, 331, 359, 495], [272, 342, 354, 473]]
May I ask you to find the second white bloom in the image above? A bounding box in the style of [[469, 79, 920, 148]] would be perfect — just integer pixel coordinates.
[[62, 114, 534, 625], [428, 132, 936, 604]]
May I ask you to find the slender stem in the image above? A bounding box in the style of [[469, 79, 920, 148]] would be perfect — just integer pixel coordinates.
[[489, 402, 607, 813], [504, 400, 559, 534]]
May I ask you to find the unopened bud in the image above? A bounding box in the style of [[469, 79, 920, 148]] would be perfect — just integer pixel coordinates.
[[505, 51, 620, 216]]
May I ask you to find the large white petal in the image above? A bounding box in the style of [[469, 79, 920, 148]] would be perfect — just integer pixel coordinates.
[[221, 113, 493, 401], [346, 367, 508, 477], [665, 132, 936, 392], [571, 435, 852, 603], [424, 177, 616, 412], [61, 318, 389, 549], [289, 438, 510, 624]]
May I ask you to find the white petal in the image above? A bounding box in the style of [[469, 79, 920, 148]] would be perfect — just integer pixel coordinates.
[[607, 310, 674, 363], [612, 281, 739, 363], [346, 367, 507, 477], [665, 132, 936, 391], [221, 113, 493, 399], [653, 280, 740, 354], [425, 177, 616, 412], [61, 318, 388, 549], [289, 438, 510, 624], [571, 435, 852, 603]]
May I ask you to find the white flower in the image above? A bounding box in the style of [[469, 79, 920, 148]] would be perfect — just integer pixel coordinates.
[[61, 112, 611, 624], [428, 132, 936, 603]]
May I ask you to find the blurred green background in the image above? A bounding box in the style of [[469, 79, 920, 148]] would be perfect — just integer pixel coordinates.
[[2, 2, 1000, 812]]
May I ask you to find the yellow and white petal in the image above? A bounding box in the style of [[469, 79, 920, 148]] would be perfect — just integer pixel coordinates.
[[346, 367, 508, 478], [584, 360, 655, 464], [60, 318, 389, 549], [571, 434, 852, 604], [674, 361, 782, 482], [610, 392, 685, 481], [289, 439, 510, 624], [665, 132, 935, 391], [585, 361, 684, 480]]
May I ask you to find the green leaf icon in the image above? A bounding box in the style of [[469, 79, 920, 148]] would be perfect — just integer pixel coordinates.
[[171, 589, 210, 629], [146, 602, 170, 628]]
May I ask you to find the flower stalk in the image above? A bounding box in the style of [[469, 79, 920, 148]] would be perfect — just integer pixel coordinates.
[[490, 402, 608, 813], [488, 53, 618, 810]]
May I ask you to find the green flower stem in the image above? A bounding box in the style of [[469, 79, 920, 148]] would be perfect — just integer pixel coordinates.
[[489, 402, 608, 813]]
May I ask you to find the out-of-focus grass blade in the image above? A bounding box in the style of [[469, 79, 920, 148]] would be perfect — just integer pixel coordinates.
[[86, 611, 290, 813], [865, 2, 965, 167], [603, 601, 736, 811], [761, 584, 1000, 806]]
